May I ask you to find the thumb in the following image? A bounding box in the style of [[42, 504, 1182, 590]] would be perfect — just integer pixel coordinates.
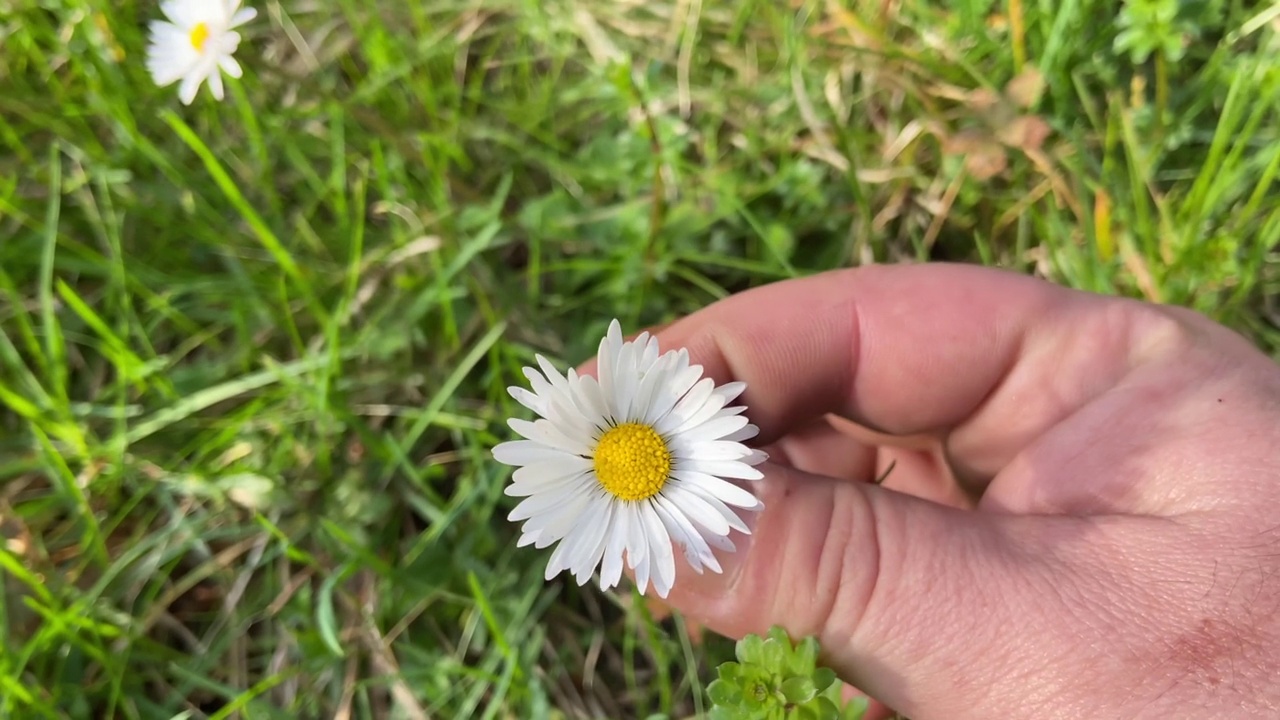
[[664, 461, 1068, 718]]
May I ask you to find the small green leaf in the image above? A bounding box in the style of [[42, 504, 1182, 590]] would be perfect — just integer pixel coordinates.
[[786, 701, 828, 720], [718, 661, 744, 681], [813, 667, 837, 692], [316, 570, 346, 657], [780, 676, 817, 704], [708, 679, 740, 706], [709, 707, 738, 720], [759, 636, 786, 670], [737, 634, 766, 664], [810, 697, 844, 720], [789, 636, 820, 674], [767, 626, 791, 646]]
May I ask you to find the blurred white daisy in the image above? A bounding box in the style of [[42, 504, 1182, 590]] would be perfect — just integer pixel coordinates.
[[493, 320, 767, 598], [146, 0, 257, 105]]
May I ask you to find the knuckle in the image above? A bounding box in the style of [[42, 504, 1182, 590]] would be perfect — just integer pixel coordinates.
[[818, 484, 884, 650], [1116, 300, 1204, 367]]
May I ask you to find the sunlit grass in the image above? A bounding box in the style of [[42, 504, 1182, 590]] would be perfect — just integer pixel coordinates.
[[1, 0, 1277, 717]]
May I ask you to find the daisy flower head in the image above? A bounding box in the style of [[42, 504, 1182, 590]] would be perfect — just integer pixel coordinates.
[[493, 320, 768, 599], [146, 0, 257, 105]]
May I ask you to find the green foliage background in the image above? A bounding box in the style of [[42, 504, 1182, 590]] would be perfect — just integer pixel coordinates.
[[1, 0, 1278, 717]]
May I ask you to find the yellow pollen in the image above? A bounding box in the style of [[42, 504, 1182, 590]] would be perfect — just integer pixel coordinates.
[[189, 22, 210, 51], [592, 423, 672, 501]]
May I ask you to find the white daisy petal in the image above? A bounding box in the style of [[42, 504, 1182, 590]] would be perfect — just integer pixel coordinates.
[[714, 381, 748, 404], [493, 318, 764, 599], [177, 72, 202, 104], [655, 377, 717, 434], [206, 65, 225, 99], [671, 393, 734, 436], [535, 354, 573, 396], [605, 319, 624, 349], [721, 423, 760, 443], [643, 358, 701, 426], [673, 470, 764, 509], [640, 501, 676, 598], [682, 458, 765, 481], [552, 367, 609, 432], [521, 483, 595, 547], [625, 502, 649, 593], [565, 370, 611, 434], [638, 335, 661, 373], [597, 322, 622, 421], [218, 53, 243, 79], [521, 364, 550, 388], [508, 482, 581, 521], [544, 529, 576, 580], [219, 29, 243, 51], [672, 439, 753, 463], [676, 481, 754, 533], [508, 418, 593, 455], [506, 469, 590, 498], [575, 375, 613, 430], [568, 496, 613, 583], [160, 0, 202, 26], [676, 415, 751, 445], [148, 61, 189, 87], [546, 494, 608, 581], [523, 366, 585, 425], [627, 332, 650, 366], [511, 455, 591, 484], [599, 503, 630, 590], [508, 386, 549, 417], [627, 351, 673, 423], [230, 6, 258, 27], [613, 337, 638, 418], [624, 501, 648, 567], [630, 536, 651, 593], [661, 484, 731, 536], [653, 494, 720, 574], [650, 499, 699, 572], [703, 532, 737, 552], [492, 440, 576, 467]]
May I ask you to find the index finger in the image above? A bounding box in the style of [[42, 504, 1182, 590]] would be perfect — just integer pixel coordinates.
[[600, 263, 1166, 476]]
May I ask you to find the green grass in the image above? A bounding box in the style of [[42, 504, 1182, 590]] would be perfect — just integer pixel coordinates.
[[1, 0, 1278, 717]]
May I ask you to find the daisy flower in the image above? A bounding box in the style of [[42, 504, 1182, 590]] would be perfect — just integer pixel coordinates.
[[493, 320, 767, 598], [146, 0, 257, 105]]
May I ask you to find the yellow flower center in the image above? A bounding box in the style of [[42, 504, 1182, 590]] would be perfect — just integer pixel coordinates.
[[189, 22, 211, 52], [592, 423, 672, 501]]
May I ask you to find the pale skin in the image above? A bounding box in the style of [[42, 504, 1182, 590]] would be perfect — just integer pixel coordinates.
[[582, 263, 1280, 719]]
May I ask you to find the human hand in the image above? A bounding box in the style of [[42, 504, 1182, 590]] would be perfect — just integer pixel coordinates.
[[595, 263, 1280, 718]]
